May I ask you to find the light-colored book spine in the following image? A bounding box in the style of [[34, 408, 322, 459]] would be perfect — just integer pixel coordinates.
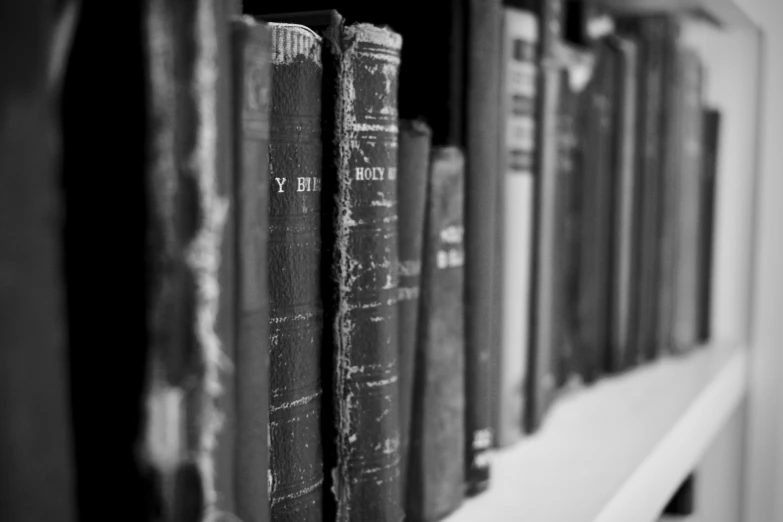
[[497, 7, 538, 447]]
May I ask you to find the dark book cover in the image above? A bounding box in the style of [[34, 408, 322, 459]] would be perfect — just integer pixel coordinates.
[[697, 108, 721, 343], [575, 37, 617, 384], [232, 17, 272, 522], [397, 120, 432, 500], [1, 2, 77, 521], [266, 22, 325, 522], [616, 16, 667, 364], [524, 0, 566, 434], [324, 13, 404, 522], [464, 0, 503, 492], [407, 147, 466, 522], [553, 64, 581, 388], [604, 35, 639, 373], [655, 17, 683, 356], [671, 48, 705, 353]]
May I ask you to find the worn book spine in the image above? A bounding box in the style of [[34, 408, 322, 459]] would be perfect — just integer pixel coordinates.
[[697, 108, 721, 343], [671, 48, 705, 353], [397, 120, 432, 499], [606, 35, 638, 372], [525, 0, 564, 433], [407, 147, 466, 522], [464, 0, 502, 492], [496, 6, 538, 447], [323, 14, 404, 522], [266, 23, 324, 522], [232, 17, 272, 522], [144, 1, 238, 520]]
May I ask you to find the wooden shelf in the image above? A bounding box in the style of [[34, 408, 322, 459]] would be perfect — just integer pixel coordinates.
[[444, 343, 748, 522]]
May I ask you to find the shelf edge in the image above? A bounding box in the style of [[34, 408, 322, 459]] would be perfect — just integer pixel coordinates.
[[593, 348, 748, 522]]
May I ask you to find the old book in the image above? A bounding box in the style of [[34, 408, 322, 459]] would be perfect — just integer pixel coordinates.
[[655, 17, 683, 356], [464, 0, 503, 493], [524, 0, 566, 433], [323, 13, 404, 522], [575, 37, 617, 384], [143, 0, 246, 520], [616, 15, 667, 364], [232, 17, 272, 522], [397, 119, 432, 500], [1, 1, 76, 520], [496, 5, 538, 447], [606, 34, 639, 372], [407, 147, 466, 522], [697, 108, 721, 343], [671, 47, 706, 353], [266, 22, 325, 522]]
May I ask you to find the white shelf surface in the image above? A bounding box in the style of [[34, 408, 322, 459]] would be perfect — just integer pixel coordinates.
[[444, 343, 748, 522]]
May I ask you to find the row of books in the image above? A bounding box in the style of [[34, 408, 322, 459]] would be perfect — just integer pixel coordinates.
[[128, 1, 722, 522]]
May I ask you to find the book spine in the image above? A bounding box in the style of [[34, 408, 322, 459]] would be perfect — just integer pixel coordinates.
[[697, 108, 721, 343], [464, 0, 502, 491], [267, 23, 324, 522], [554, 67, 580, 387], [672, 48, 705, 352], [407, 148, 466, 522], [656, 18, 682, 355], [496, 6, 538, 447], [145, 0, 236, 519], [397, 120, 432, 500], [525, 0, 564, 433], [325, 15, 404, 522], [576, 39, 616, 383], [607, 36, 639, 372], [232, 18, 272, 522]]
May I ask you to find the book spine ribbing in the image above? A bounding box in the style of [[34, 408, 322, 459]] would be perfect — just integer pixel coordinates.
[[325, 15, 404, 522], [267, 23, 325, 522]]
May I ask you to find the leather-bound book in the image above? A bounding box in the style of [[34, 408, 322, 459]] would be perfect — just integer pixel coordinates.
[[464, 0, 503, 493], [266, 22, 325, 522], [324, 13, 404, 522], [407, 147, 466, 522], [397, 120, 432, 500], [232, 17, 272, 522]]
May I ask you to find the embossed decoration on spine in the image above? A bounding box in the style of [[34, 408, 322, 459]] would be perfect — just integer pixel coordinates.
[[267, 23, 325, 522], [324, 14, 404, 522]]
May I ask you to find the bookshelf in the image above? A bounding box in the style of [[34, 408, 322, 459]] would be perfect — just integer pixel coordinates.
[[445, 344, 746, 522], [447, 0, 763, 519]]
